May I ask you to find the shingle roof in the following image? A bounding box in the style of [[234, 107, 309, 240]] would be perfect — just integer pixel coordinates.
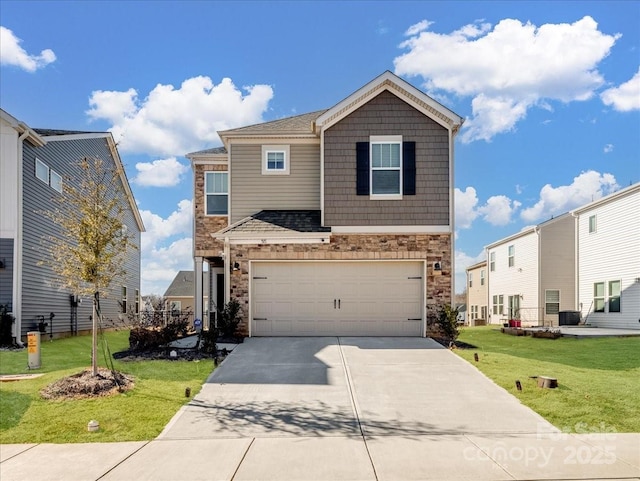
[[34, 128, 103, 136], [164, 271, 210, 298], [222, 210, 331, 234], [187, 146, 228, 156], [219, 110, 327, 136]]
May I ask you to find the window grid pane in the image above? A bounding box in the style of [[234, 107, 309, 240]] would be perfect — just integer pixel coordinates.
[[36, 159, 49, 184]]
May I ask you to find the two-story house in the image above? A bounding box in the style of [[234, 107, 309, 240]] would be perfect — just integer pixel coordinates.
[[574, 183, 640, 329], [465, 260, 487, 326], [486, 214, 576, 326], [0, 109, 144, 341], [189, 72, 463, 337]]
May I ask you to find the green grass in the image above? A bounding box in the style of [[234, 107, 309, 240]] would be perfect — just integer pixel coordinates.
[[456, 327, 640, 433], [0, 330, 214, 443]]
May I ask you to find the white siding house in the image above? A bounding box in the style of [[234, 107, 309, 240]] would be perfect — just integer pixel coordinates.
[[575, 183, 640, 329], [486, 214, 576, 326]]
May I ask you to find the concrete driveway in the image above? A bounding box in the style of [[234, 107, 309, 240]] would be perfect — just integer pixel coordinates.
[[2, 337, 639, 481]]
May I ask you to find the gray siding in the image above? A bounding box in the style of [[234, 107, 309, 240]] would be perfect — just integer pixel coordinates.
[[0, 238, 13, 310], [324, 90, 450, 226], [230, 143, 320, 223], [20, 137, 141, 340], [540, 216, 576, 324]]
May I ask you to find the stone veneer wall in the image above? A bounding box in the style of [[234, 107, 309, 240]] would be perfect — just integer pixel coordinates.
[[227, 234, 451, 336], [194, 163, 228, 256]]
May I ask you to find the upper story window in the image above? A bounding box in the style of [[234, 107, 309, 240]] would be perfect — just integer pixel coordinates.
[[588, 215, 597, 233], [480, 269, 485, 286], [508, 245, 515, 267], [370, 136, 402, 198], [262, 145, 290, 175], [490, 252, 495, 271], [468, 272, 473, 288], [35, 158, 63, 193], [205, 172, 228, 216]]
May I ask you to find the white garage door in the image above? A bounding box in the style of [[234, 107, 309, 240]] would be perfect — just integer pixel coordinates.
[[251, 261, 424, 336]]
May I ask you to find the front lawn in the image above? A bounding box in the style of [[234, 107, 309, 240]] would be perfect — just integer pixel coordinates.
[[456, 327, 640, 433], [0, 330, 214, 443]]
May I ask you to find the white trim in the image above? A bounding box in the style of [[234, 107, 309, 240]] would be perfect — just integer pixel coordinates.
[[190, 159, 228, 166], [261, 145, 290, 175], [320, 129, 325, 227], [204, 171, 229, 217], [369, 135, 402, 199], [331, 225, 451, 234], [228, 237, 329, 245], [572, 182, 640, 215], [449, 129, 455, 301], [35, 158, 49, 184], [38, 132, 111, 142]]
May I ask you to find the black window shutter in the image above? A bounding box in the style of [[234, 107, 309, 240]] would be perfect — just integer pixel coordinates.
[[356, 142, 369, 195], [403, 141, 416, 195]]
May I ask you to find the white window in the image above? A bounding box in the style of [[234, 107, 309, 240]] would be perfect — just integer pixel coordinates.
[[545, 290, 560, 315], [135, 289, 140, 314], [262, 145, 290, 175], [508, 245, 515, 267], [370, 135, 402, 198], [594, 282, 605, 312], [490, 252, 495, 271], [493, 294, 504, 316], [468, 272, 473, 288], [121, 286, 127, 314], [588, 215, 597, 233], [170, 301, 182, 315], [50, 170, 63, 193], [480, 269, 485, 286], [205, 172, 228, 215], [481, 306, 487, 319], [36, 158, 49, 184], [608, 280, 621, 313]]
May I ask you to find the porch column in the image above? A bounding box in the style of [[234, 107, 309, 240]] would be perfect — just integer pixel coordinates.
[[194, 256, 203, 324]]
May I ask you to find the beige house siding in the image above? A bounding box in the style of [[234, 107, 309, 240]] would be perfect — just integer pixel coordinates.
[[323, 90, 450, 226], [194, 163, 228, 257], [227, 233, 451, 336], [539, 215, 576, 325], [466, 262, 488, 325], [230, 143, 320, 223]]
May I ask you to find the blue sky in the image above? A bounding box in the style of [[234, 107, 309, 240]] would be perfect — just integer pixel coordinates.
[[2, 1, 639, 295]]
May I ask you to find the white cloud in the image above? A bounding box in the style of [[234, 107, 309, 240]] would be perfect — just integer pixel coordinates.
[[142, 238, 193, 295], [405, 20, 433, 36], [521, 170, 619, 222], [133, 157, 188, 187], [454, 187, 479, 228], [603, 143, 614, 154], [0, 26, 56, 72], [139, 199, 192, 251], [454, 249, 485, 294], [87, 76, 274, 156], [394, 16, 620, 142], [601, 68, 640, 112], [478, 195, 521, 226]]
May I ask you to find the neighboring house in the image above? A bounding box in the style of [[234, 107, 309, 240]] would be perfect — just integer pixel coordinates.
[[456, 303, 467, 325], [486, 214, 575, 326], [0, 109, 144, 341], [163, 270, 213, 318], [188, 71, 463, 337], [574, 183, 640, 329], [466, 260, 487, 326]]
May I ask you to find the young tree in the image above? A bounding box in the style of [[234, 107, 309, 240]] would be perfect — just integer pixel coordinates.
[[42, 157, 137, 375]]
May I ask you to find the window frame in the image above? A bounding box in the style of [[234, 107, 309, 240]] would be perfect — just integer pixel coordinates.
[[492, 294, 504, 316], [121, 286, 127, 314], [205, 171, 229, 216], [35, 158, 50, 185], [480, 269, 485, 286], [588, 215, 597, 234], [593, 282, 605, 312], [608, 280, 621, 313], [490, 252, 495, 272], [262, 145, 290, 175], [508, 245, 515, 267], [369, 135, 402, 199], [135, 289, 140, 315], [170, 300, 182, 316], [545, 289, 560, 315], [468, 272, 473, 288], [50, 169, 63, 193]]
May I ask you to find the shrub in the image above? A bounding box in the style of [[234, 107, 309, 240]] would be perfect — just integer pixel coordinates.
[[199, 327, 218, 355], [217, 299, 242, 338], [427, 304, 461, 342], [0, 304, 15, 347], [129, 317, 189, 351]]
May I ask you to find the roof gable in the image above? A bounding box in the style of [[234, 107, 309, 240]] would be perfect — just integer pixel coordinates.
[[315, 71, 464, 134]]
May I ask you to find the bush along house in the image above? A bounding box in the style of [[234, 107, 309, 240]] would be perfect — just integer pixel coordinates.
[[187, 71, 463, 337]]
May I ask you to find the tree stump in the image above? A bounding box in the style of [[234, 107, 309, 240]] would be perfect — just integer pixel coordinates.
[[537, 376, 558, 389]]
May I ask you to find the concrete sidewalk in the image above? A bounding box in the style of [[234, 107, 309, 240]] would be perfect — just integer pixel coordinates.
[[1, 337, 639, 480]]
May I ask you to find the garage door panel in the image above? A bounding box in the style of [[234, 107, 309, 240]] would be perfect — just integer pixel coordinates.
[[252, 261, 424, 336]]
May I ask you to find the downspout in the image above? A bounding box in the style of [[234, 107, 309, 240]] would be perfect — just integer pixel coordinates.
[[224, 237, 230, 305], [571, 212, 580, 316], [534, 225, 541, 326], [449, 128, 456, 305], [13, 129, 29, 343]]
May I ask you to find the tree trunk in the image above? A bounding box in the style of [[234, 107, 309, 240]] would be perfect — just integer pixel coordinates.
[[92, 292, 98, 376]]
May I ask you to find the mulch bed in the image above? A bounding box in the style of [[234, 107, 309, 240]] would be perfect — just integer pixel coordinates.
[[432, 338, 477, 349], [41, 368, 134, 400]]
